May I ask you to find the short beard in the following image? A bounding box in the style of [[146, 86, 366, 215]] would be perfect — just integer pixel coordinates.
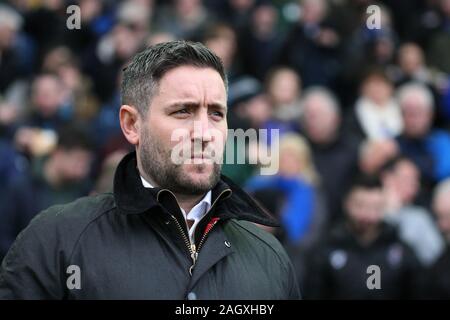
[[139, 124, 221, 196]]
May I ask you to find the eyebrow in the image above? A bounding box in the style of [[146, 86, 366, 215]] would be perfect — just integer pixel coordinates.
[[166, 101, 227, 111]]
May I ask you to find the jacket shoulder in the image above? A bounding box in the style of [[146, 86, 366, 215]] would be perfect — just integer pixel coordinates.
[[7, 193, 116, 261], [30, 193, 115, 230], [0, 193, 117, 299]]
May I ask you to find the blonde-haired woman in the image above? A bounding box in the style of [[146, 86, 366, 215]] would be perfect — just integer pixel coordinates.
[[245, 133, 327, 246]]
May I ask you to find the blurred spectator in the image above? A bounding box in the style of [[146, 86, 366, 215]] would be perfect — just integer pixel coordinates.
[[381, 156, 445, 266], [227, 76, 271, 130], [392, 42, 448, 126], [300, 86, 359, 223], [0, 125, 94, 261], [222, 76, 268, 185], [427, 0, 450, 74], [348, 69, 403, 141], [12, 73, 72, 157], [91, 149, 129, 194], [0, 4, 33, 136], [396, 82, 450, 183], [423, 178, 450, 298], [62, 0, 112, 54], [304, 174, 421, 299], [394, 42, 436, 86], [153, 0, 214, 40], [83, 3, 150, 103], [262, 66, 302, 139], [42, 46, 99, 121], [0, 4, 25, 95], [341, 4, 397, 82], [279, 0, 341, 87], [381, 0, 425, 43], [91, 65, 124, 148], [358, 138, 399, 176], [22, 0, 67, 62], [0, 138, 28, 209], [239, 3, 283, 80], [203, 23, 241, 81], [245, 133, 327, 247], [206, 0, 257, 32]]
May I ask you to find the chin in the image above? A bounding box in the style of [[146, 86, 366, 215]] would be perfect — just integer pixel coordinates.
[[182, 163, 215, 181]]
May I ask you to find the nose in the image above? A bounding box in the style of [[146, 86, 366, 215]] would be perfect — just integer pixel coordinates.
[[191, 109, 213, 143]]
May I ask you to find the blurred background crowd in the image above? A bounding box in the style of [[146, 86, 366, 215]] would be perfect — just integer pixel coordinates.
[[1, 0, 450, 299]]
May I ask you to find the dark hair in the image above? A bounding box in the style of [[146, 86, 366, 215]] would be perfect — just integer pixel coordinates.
[[380, 155, 415, 175], [57, 124, 94, 152], [360, 67, 391, 86], [121, 40, 227, 115], [345, 174, 382, 197]]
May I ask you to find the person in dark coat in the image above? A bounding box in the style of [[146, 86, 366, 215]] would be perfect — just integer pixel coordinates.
[[0, 41, 300, 300], [424, 178, 450, 299], [300, 86, 359, 223], [304, 174, 421, 299], [396, 82, 450, 184], [0, 125, 94, 261]]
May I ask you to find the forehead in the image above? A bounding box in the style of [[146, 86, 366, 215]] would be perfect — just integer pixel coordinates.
[[156, 65, 226, 100], [351, 188, 382, 200], [401, 93, 430, 111], [396, 160, 418, 174], [305, 95, 332, 113]]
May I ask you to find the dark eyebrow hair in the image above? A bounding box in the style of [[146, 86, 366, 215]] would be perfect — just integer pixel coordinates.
[[166, 101, 227, 111]]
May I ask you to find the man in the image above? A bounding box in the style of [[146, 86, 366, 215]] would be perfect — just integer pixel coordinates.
[[0, 125, 94, 261], [304, 175, 420, 299], [424, 179, 450, 298], [396, 82, 450, 184], [300, 86, 359, 223], [0, 41, 300, 299], [380, 156, 444, 267]]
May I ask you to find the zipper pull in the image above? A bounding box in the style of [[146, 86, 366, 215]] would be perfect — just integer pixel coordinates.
[[189, 244, 198, 276], [190, 244, 198, 263]]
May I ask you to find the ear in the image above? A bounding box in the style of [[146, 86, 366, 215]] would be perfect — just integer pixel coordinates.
[[119, 105, 141, 146]]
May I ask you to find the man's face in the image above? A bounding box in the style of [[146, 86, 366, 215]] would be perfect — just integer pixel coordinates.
[[362, 77, 393, 105], [401, 95, 433, 138], [391, 160, 420, 204], [32, 75, 64, 117], [56, 148, 93, 183], [345, 187, 384, 229], [137, 66, 228, 195], [303, 95, 339, 144]]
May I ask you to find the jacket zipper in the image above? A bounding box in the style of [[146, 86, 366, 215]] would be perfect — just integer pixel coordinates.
[[160, 189, 231, 276], [169, 214, 198, 276]]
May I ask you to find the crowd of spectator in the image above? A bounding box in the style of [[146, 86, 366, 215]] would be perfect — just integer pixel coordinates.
[[1, 0, 450, 299]]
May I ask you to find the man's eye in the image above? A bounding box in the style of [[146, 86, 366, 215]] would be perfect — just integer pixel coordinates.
[[211, 111, 224, 118], [173, 109, 189, 115]]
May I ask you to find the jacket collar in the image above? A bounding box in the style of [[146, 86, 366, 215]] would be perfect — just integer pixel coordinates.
[[113, 151, 278, 227]]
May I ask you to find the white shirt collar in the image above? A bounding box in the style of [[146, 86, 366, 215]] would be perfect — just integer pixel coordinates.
[[140, 176, 212, 242]]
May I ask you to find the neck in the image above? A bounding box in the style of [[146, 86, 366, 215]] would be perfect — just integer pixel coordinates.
[[174, 193, 206, 214]]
